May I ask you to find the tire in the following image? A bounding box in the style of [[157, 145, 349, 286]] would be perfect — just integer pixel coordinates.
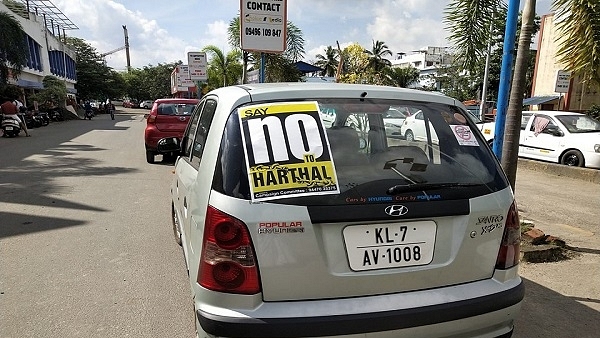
[[110, 111, 114, 120], [146, 150, 156, 164], [172, 205, 182, 246], [405, 130, 414, 142], [561, 149, 584, 167]]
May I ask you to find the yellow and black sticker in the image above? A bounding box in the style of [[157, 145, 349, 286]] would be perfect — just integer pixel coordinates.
[[238, 101, 340, 202]]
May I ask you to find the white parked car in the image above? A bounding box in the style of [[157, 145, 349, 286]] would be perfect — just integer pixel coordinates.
[[519, 110, 600, 168], [157, 83, 523, 338], [400, 110, 496, 146], [140, 100, 153, 109]]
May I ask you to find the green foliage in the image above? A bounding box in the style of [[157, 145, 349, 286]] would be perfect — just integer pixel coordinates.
[[314, 46, 338, 77], [0, 11, 27, 86], [586, 104, 600, 121], [553, 0, 600, 86], [384, 67, 421, 88], [443, 0, 506, 74], [203, 45, 242, 88], [35, 75, 67, 107], [227, 16, 305, 83], [66, 37, 114, 100], [365, 40, 392, 73]]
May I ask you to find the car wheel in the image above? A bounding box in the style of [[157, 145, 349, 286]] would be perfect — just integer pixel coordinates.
[[405, 130, 414, 142], [172, 204, 182, 246], [561, 149, 584, 167], [146, 150, 155, 164]]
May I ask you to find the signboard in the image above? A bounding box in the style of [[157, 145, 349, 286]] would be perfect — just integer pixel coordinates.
[[240, 0, 287, 53], [238, 101, 339, 202], [187, 52, 208, 81], [171, 65, 195, 93], [246, 69, 260, 84], [555, 70, 571, 93]]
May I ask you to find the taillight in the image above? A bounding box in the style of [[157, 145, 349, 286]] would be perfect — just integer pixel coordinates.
[[147, 114, 156, 123], [495, 201, 521, 269], [197, 206, 260, 294]]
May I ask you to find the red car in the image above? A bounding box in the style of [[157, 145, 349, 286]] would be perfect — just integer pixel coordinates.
[[144, 98, 199, 163]]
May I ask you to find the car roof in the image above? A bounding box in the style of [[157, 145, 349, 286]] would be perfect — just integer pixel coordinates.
[[154, 98, 199, 104], [211, 82, 461, 106], [523, 110, 583, 117]]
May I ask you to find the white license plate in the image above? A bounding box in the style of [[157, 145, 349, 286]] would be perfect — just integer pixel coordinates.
[[343, 221, 436, 271], [5, 126, 13, 130]]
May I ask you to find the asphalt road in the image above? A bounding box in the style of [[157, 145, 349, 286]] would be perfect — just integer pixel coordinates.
[[1, 108, 598, 337]]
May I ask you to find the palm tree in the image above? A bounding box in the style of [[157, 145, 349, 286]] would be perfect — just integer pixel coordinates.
[[365, 40, 392, 73], [553, 0, 600, 86], [202, 45, 242, 87], [314, 46, 338, 77], [385, 67, 421, 88], [0, 11, 28, 87], [227, 17, 305, 83]]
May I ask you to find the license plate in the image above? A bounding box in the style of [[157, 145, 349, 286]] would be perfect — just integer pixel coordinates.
[[5, 126, 13, 130], [343, 221, 436, 271]]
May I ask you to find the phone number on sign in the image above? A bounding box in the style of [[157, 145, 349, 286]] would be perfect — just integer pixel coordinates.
[[245, 27, 283, 37]]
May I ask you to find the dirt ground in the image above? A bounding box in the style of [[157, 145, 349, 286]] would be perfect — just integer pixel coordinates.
[[512, 165, 600, 338]]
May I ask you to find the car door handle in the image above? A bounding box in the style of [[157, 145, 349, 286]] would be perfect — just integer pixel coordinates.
[[183, 197, 187, 208]]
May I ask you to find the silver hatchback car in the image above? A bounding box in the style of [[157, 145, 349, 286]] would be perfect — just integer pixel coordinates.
[[159, 83, 523, 338]]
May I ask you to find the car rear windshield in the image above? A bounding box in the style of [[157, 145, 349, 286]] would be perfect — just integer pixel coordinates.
[[212, 98, 508, 205], [157, 103, 195, 116]]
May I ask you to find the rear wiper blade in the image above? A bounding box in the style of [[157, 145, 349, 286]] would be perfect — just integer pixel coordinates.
[[386, 183, 483, 195]]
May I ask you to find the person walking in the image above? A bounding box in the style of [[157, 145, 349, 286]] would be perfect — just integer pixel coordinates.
[[1, 96, 31, 136]]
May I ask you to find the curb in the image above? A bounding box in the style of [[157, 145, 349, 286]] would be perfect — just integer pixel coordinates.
[[518, 158, 600, 184]]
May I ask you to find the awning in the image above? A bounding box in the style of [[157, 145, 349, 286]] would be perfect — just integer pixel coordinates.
[[523, 95, 559, 105], [295, 61, 324, 74]]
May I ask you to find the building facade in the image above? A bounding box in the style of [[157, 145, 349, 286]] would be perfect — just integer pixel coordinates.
[[1, 1, 77, 104], [530, 13, 600, 112], [390, 47, 453, 89]]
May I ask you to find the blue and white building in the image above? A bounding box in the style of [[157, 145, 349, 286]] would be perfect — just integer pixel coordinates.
[[1, 0, 78, 100]]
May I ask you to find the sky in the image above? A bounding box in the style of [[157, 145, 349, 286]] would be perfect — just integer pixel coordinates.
[[51, 0, 554, 72]]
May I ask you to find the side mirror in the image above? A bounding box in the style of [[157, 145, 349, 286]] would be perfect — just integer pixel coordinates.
[[545, 126, 564, 137], [157, 137, 181, 153]]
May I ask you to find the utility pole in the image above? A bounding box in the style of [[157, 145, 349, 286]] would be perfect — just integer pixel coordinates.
[[493, 0, 521, 159], [123, 25, 131, 72]]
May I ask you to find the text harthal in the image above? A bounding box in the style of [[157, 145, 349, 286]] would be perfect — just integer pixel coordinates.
[[252, 165, 332, 187]]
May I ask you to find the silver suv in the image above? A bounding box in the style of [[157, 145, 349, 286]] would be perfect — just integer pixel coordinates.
[[159, 83, 523, 338]]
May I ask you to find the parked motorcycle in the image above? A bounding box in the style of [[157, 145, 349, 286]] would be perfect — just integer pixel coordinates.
[[23, 112, 42, 129], [36, 111, 50, 126], [1, 115, 22, 137], [48, 108, 64, 122]]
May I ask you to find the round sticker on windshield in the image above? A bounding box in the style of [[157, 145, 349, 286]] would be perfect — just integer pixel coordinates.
[[450, 125, 479, 146]]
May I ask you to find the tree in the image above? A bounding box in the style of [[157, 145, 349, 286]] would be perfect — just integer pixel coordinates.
[[365, 40, 392, 73], [444, 0, 506, 74], [227, 17, 305, 83], [338, 43, 370, 84], [35, 75, 67, 107], [202, 45, 242, 87], [65, 37, 113, 100], [553, 0, 600, 87], [385, 67, 421, 88], [0, 11, 27, 87], [502, 0, 537, 190], [314, 46, 338, 77]]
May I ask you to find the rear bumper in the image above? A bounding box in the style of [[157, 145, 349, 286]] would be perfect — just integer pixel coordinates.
[[144, 130, 183, 152], [197, 275, 524, 337]]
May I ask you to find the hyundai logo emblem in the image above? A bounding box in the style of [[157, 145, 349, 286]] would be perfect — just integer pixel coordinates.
[[385, 205, 408, 217]]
